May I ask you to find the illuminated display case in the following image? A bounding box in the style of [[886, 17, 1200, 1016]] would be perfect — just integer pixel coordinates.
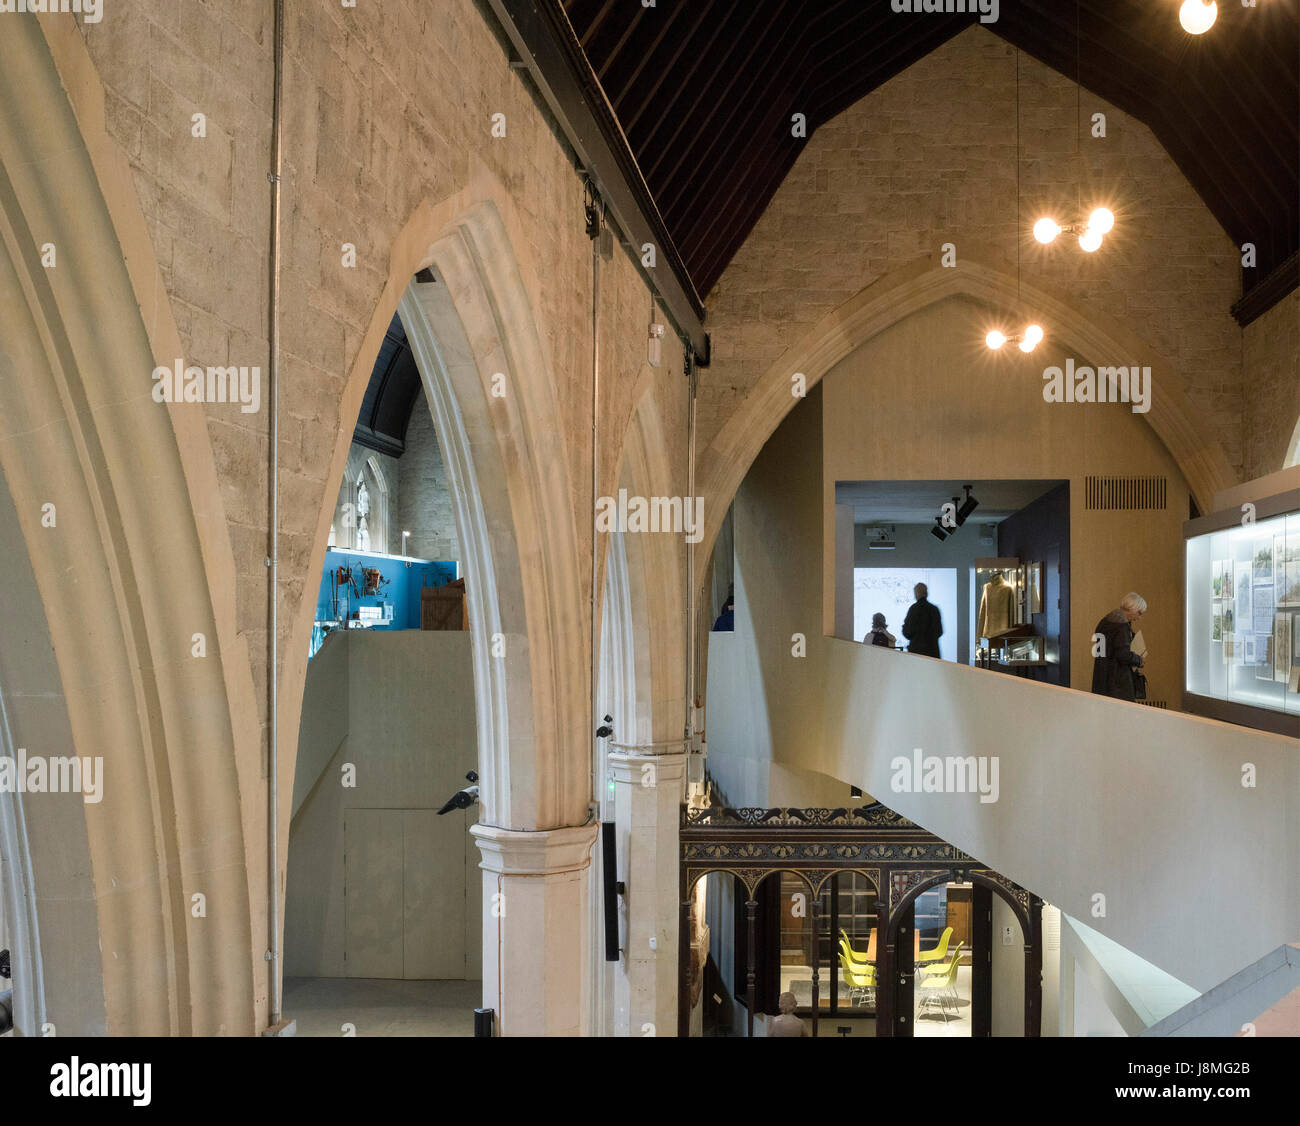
[[1184, 493, 1300, 731], [973, 558, 1023, 640]]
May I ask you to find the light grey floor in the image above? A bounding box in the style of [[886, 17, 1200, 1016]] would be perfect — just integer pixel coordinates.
[[914, 964, 972, 1037], [283, 977, 482, 1037]]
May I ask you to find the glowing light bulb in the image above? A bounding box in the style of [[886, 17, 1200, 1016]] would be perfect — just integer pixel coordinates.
[[1088, 208, 1115, 235], [1024, 324, 1044, 346], [1018, 338, 1035, 353], [986, 330, 1006, 350], [1179, 0, 1217, 35], [1033, 218, 1061, 244], [1079, 228, 1103, 253]]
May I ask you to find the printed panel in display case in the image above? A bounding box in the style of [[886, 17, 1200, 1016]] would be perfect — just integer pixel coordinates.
[[1186, 507, 1300, 719]]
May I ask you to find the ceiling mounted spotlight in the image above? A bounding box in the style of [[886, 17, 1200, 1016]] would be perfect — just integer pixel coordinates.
[[1179, 0, 1217, 35], [1034, 208, 1117, 252], [956, 484, 979, 525], [986, 324, 1045, 353], [930, 517, 949, 543]]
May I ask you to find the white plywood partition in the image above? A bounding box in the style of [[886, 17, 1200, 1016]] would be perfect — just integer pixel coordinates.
[[712, 628, 1298, 994], [286, 631, 481, 980], [344, 809, 405, 979]]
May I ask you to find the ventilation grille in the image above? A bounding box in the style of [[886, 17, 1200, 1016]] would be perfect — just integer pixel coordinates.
[[1085, 475, 1167, 511], [1138, 699, 1168, 710]]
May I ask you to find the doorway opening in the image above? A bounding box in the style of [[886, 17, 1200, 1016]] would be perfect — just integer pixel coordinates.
[[284, 303, 481, 1035], [837, 479, 1070, 683]]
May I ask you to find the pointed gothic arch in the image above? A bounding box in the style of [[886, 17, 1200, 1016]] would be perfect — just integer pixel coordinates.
[[696, 253, 1238, 567]]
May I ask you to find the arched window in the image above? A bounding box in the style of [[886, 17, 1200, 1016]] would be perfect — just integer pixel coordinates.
[[361, 456, 389, 553]]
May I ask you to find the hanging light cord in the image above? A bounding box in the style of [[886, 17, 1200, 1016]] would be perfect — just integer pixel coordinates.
[[1015, 46, 1021, 301]]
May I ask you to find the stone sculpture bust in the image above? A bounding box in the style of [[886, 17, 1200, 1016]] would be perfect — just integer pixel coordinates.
[[768, 991, 807, 1037]]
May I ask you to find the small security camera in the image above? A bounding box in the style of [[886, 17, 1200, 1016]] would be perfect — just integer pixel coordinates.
[[437, 769, 480, 815], [595, 714, 614, 739]]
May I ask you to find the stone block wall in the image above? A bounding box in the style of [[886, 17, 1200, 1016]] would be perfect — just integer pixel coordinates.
[[76, 0, 686, 742], [1243, 290, 1300, 481], [398, 403, 459, 564], [701, 26, 1248, 478]]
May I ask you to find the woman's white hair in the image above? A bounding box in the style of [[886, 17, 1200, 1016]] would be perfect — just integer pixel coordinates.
[[1120, 592, 1147, 614]]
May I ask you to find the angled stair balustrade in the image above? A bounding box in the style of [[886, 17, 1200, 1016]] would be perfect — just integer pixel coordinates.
[[708, 632, 1300, 994]]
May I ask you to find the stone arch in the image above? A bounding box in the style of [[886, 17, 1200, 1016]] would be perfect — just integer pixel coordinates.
[[1286, 414, 1300, 470], [599, 527, 641, 755], [283, 191, 587, 837], [332, 447, 391, 553], [696, 253, 1238, 566], [359, 454, 389, 553], [0, 16, 262, 1034], [607, 390, 688, 750]]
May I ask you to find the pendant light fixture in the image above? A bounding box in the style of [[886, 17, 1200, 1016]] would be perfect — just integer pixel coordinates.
[[1033, 207, 1115, 252], [985, 49, 1047, 353], [987, 324, 1044, 353], [1035, 7, 1115, 255], [1179, 0, 1217, 35]]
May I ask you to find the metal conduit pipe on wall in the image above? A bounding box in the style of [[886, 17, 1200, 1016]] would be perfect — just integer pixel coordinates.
[[265, 0, 286, 1029], [588, 186, 603, 826]]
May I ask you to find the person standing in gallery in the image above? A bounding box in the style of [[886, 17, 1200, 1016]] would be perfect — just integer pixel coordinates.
[[902, 583, 943, 658], [1091, 592, 1147, 700], [864, 612, 897, 649]]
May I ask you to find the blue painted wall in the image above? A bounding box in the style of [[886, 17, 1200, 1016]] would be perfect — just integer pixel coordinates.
[[315, 549, 458, 632]]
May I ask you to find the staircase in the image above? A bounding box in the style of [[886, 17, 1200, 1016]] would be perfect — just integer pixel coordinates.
[[708, 632, 1299, 994]]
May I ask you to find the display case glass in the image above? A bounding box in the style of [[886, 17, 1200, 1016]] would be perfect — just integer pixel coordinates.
[[1185, 508, 1300, 717], [973, 558, 1023, 647], [991, 633, 1045, 664]]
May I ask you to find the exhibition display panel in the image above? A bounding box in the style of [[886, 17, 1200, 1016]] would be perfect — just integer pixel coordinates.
[[1184, 494, 1300, 729]]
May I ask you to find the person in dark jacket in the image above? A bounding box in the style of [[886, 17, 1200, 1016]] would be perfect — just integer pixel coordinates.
[[902, 583, 943, 658], [712, 592, 735, 632], [864, 612, 896, 648], [1091, 592, 1147, 700]]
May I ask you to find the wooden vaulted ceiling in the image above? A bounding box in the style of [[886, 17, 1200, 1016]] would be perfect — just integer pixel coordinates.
[[561, 0, 1299, 304]]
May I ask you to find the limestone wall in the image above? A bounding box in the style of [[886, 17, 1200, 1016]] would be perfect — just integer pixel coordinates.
[[702, 26, 1247, 479], [1243, 290, 1300, 480], [75, 0, 687, 772]]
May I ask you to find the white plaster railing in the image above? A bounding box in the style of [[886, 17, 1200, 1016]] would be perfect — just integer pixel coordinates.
[[711, 634, 1298, 993]]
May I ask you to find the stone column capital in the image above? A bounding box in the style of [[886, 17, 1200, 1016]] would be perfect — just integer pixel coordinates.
[[470, 820, 599, 876], [607, 749, 687, 785]]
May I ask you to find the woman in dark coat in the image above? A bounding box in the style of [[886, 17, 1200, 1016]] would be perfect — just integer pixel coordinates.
[[1091, 592, 1147, 700]]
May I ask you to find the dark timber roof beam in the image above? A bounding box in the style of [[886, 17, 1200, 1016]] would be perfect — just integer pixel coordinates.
[[485, 0, 709, 361]]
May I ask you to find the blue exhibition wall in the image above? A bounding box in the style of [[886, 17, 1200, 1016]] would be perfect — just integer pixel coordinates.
[[315, 549, 458, 632]]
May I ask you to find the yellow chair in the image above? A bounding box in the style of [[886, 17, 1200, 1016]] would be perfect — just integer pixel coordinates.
[[921, 941, 964, 978], [838, 950, 876, 1007], [838, 930, 872, 964], [917, 943, 963, 1022], [915, 926, 954, 964]]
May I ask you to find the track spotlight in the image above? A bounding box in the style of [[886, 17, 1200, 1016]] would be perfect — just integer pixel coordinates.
[[956, 484, 979, 525], [930, 517, 949, 542]]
